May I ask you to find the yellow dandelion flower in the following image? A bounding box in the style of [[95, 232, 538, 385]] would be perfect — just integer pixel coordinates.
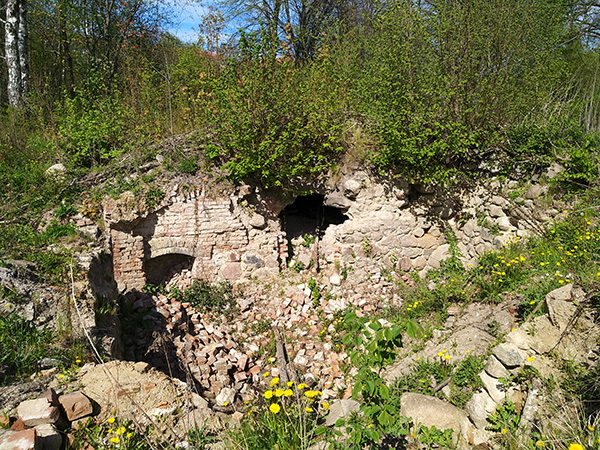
[[444, 355, 451, 360], [263, 372, 270, 377], [275, 389, 285, 397], [284, 389, 293, 397], [438, 352, 443, 357], [75, 359, 82, 363], [107, 418, 116, 424], [535, 440, 545, 447], [287, 381, 294, 387], [126, 433, 133, 438], [270, 377, 280, 387], [323, 401, 330, 410], [465, 350, 470, 354], [297, 383, 308, 389], [568, 444, 583, 450], [264, 391, 274, 399], [527, 357, 535, 362], [304, 391, 317, 398], [110, 437, 119, 443], [305, 407, 314, 413], [269, 404, 281, 414], [529, 301, 535, 305], [588, 425, 595, 432], [58, 374, 64, 379], [108, 429, 113, 434], [223, 402, 228, 406], [501, 428, 507, 434]]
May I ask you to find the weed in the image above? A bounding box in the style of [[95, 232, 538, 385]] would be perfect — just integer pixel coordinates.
[[145, 186, 165, 209], [301, 233, 316, 247], [177, 157, 199, 174], [307, 277, 321, 306], [176, 279, 237, 318], [362, 236, 373, 256], [0, 313, 59, 385]]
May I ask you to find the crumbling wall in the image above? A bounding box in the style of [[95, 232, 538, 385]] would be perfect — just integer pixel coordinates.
[[105, 189, 286, 292]]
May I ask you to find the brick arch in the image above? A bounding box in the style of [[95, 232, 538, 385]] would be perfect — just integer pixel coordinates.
[[143, 252, 195, 286], [148, 245, 197, 259]]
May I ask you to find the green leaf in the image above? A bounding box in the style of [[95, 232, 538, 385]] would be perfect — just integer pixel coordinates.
[[315, 426, 326, 435], [335, 419, 346, 427], [369, 321, 382, 332], [405, 319, 419, 338], [379, 384, 390, 399], [378, 409, 391, 426]]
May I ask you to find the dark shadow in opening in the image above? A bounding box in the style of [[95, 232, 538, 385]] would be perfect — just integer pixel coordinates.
[[279, 194, 348, 255], [144, 253, 195, 287]]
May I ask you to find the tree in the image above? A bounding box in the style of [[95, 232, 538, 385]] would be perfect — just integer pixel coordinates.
[[218, 0, 345, 60], [5, 0, 29, 106]]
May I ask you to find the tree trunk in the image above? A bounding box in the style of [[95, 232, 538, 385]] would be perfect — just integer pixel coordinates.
[[18, 0, 29, 98], [5, 0, 22, 106]]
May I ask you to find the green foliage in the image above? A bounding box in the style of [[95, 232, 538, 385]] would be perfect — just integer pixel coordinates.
[[145, 186, 165, 209], [486, 400, 520, 436], [340, 309, 420, 446], [56, 76, 132, 167], [301, 233, 316, 248], [173, 279, 237, 317], [177, 157, 199, 175], [0, 222, 76, 284], [414, 424, 455, 448], [68, 417, 153, 450], [197, 26, 344, 190], [0, 314, 58, 385], [307, 277, 321, 306], [348, 0, 570, 182], [227, 380, 328, 450]]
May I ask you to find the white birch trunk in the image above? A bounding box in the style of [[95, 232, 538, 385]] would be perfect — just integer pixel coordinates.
[[18, 0, 29, 99], [5, 0, 22, 106]]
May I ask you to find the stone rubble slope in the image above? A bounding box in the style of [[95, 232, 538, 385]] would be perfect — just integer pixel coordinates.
[[390, 283, 599, 448]]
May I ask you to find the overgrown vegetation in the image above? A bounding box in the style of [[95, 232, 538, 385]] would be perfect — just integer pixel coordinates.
[[0, 313, 59, 385]]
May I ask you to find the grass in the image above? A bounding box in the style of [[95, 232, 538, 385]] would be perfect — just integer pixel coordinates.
[[0, 313, 60, 385]]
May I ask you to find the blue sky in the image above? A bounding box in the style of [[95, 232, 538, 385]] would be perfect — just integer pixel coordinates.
[[166, 1, 209, 43]]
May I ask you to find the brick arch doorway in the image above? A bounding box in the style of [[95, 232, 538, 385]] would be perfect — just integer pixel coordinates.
[[143, 253, 195, 287]]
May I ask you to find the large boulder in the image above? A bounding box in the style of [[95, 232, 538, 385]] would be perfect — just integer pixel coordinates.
[[400, 393, 470, 439]]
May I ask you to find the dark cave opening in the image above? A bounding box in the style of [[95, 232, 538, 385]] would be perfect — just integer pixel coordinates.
[[144, 253, 195, 287], [279, 194, 348, 243]]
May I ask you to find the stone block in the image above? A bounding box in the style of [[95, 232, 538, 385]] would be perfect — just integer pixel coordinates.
[[479, 371, 505, 403], [0, 429, 39, 450], [485, 356, 510, 379], [492, 343, 523, 368], [17, 399, 61, 427], [324, 399, 361, 426], [58, 393, 93, 422], [34, 425, 62, 450], [400, 393, 468, 439]]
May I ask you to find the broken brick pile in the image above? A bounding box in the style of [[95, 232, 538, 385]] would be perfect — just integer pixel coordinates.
[[122, 278, 386, 405], [0, 389, 92, 450]]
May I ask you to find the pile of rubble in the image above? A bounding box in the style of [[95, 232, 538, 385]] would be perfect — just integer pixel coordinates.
[[121, 274, 394, 405], [0, 389, 92, 450]]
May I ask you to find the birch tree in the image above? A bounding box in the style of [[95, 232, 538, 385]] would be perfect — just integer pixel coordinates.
[[5, 0, 28, 106]]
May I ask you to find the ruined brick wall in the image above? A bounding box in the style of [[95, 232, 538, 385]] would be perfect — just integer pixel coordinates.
[[105, 190, 285, 292]]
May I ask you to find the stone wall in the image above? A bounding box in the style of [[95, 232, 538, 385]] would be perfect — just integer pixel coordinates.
[[283, 171, 562, 300], [105, 188, 286, 292], [103, 172, 560, 295]]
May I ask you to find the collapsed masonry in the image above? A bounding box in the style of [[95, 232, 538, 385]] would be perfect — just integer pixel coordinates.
[[103, 170, 560, 297]]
